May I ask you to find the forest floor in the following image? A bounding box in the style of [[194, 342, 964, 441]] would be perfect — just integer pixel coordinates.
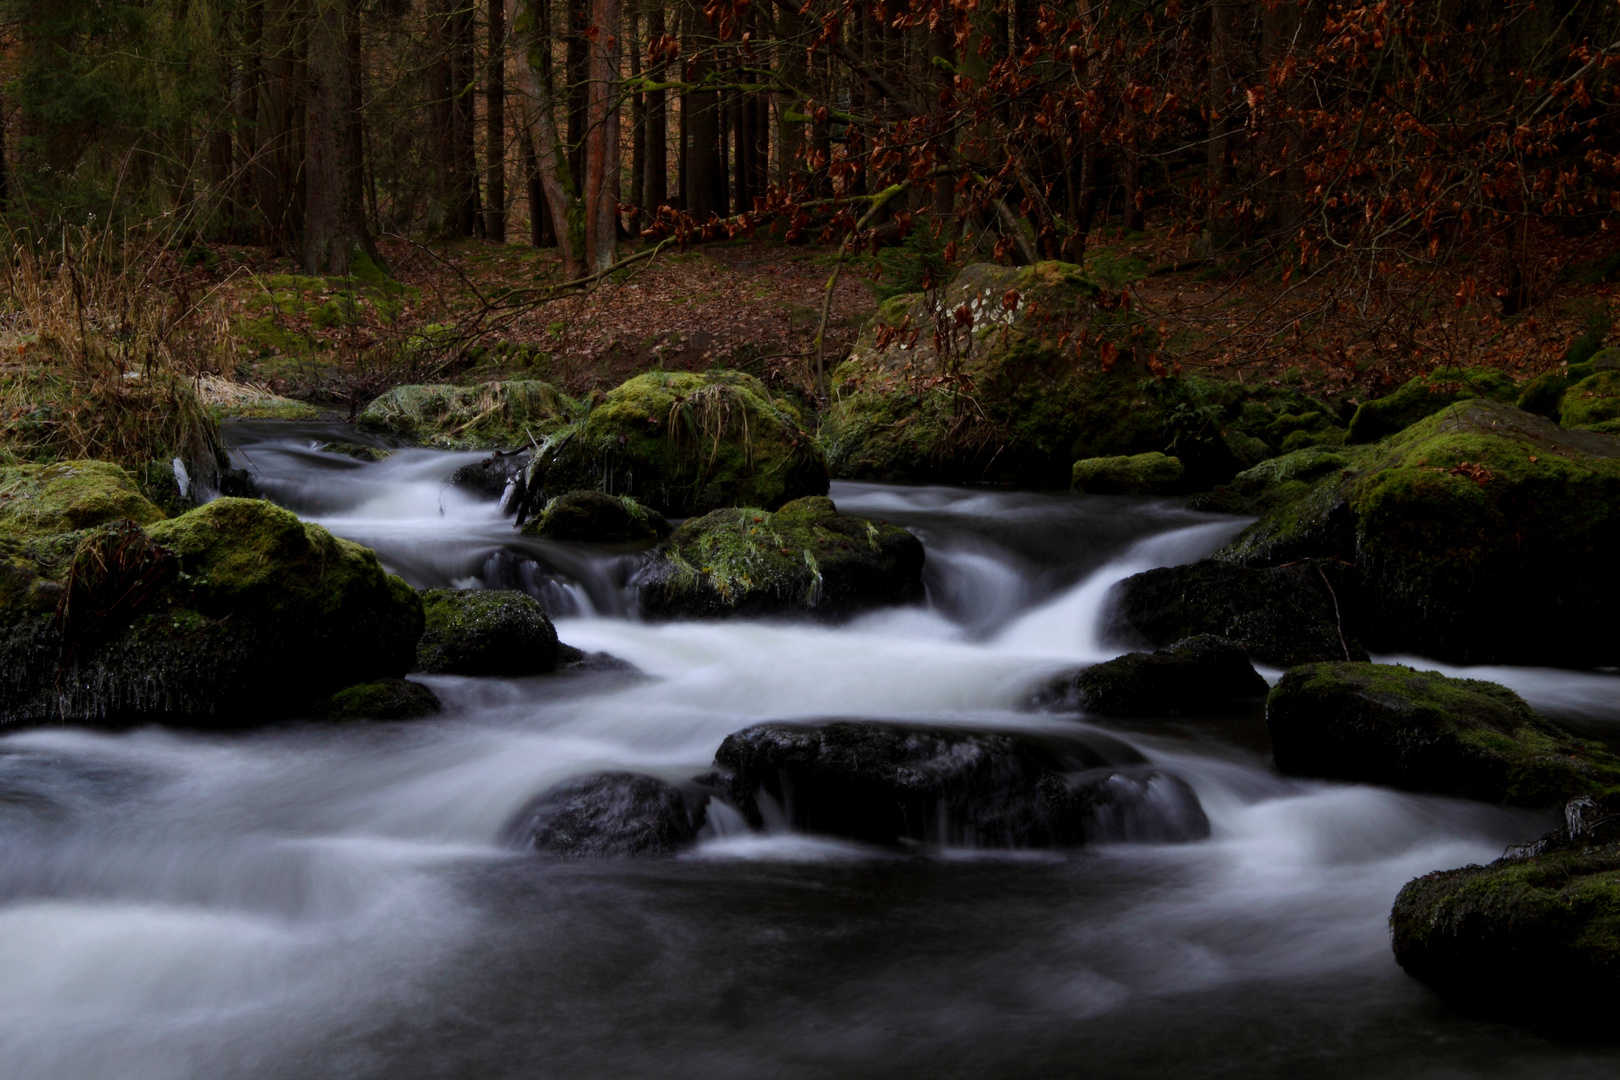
[[158, 217, 1620, 413]]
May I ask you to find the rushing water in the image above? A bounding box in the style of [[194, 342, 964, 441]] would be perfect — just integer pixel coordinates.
[[4, 422, 1620, 1079]]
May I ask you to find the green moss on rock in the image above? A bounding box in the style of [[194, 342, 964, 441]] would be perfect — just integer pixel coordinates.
[[321, 678, 442, 720], [528, 370, 828, 517], [1559, 370, 1620, 431], [1267, 662, 1620, 806], [416, 588, 559, 675], [636, 495, 924, 620], [357, 380, 576, 450], [1346, 366, 1517, 444], [0, 461, 165, 539], [520, 490, 671, 545], [1070, 452, 1183, 494]]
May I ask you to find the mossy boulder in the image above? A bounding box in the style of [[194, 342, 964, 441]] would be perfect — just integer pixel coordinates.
[[635, 496, 924, 620], [415, 588, 559, 676], [1217, 400, 1620, 665], [504, 772, 708, 857], [1346, 366, 1518, 444], [357, 380, 576, 450], [821, 261, 1343, 489], [1517, 349, 1620, 421], [1070, 452, 1183, 495], [1559, 370, 1620, 432], [1108, 558, 1366, 667], [1189, 445, 1374, 516], [520, 490, 671, 545], [0, 498, 423, 728], [1391, 816, 1620, 1018], [1030, 635, 1268, 716], [0, 461, 165, 539], [321, 678, 441, 720], [712, 721, 1211, 847], [1267, 663, 1620, 806], [524, 370, 827, 518]]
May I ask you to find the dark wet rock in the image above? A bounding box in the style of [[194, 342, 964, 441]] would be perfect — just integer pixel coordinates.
[[1267, 663, 1620, 807], [320, 678, 441, 720], [555, 642, 638, 673], [520, 489, 671, 545], [1070, 452, 1184, 495], [415, 588, 559, 676], [449, 449, 531, 505], [0, 497, 423, 729], [1031, 635, 1267, 716], [636, 496, 925, 621], [319, 442, 395, 463], [505, 772, 707, 857], [1391, 799, 1620, 1020], [1217, 400, 1620, 666], [524, 370, 828, 518], [712, 721, 1209, 847], [1107, 558, 1365, 668]]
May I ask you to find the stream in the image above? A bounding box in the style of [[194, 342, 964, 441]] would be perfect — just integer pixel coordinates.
[[4, 420, 1620, 1079]]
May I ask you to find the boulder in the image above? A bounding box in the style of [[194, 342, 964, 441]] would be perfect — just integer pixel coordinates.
[[0, 460, 165, 539], [321, 678, 441, 720], [0, 497, 423, 728], [448, 448, 531, 505], [415, 588, 559, 676], [1515, 348, 1620, 421], [523, 370, 828, 518], [1391, 805, 1620, 1020], [1346, 366, 1517, 444], [1267, 663, 1620, 806], [1218, 400, 1620, 666], [521, 489, 671, 545], [1107, 558, 1366, 667], [1031, 635, 1268, 716], [819, 261, 1344, 489], [1559, 370, 1620, 433], [505, 772, 707, 857], [635, 496, 924, 620], [1070, 452, 1183, 494], [357, 379, 576, 450], [712, 721, 1210, 847]]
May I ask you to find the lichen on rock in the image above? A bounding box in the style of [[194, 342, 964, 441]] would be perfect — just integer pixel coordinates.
[[635, 495, 924, 620]]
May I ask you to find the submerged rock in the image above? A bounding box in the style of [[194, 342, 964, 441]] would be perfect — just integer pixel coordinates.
[[1218, 400, 1620, 666], [1391, 805, 1620, 1020], [521, 490, 671, 545], [0, 497, 423, 728], [1346, 366, 1518, 444], [321, 678, 441, 720], [319, 442, 396, 463], [1108, 558, 1365, 667], [712, 721, 1209, 847], [1267, 663, 1620, 806], [820, 261, 1344, 489], [506, 772, 707, 857], [448, 449, 531, 504], [415, 588, 559, 676], [635, 496, 924, 620], [1070, 452, 1184, 495], [1032, 635, 1267, 716], [357, 379, 575, 450], [524, 370, 828, 518]]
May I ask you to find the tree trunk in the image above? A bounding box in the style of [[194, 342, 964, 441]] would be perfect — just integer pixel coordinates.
[[630, 9, 645, 217], [517, 0, 583, 274], [583, 0, 621, 271], [643, 4, 667, 210], [453, 0, 480, 236], [304, 0, 355, 273], [485, 0, 508, 242]]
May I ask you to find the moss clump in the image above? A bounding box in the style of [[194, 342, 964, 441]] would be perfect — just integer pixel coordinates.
[[521, 490, 671, 545], [1346, 366, 1518, 444], [1559, 370, 1620, 431], [637, 495, 924, 620], [1218, 400, 1620, 665], [321, 678, 441, 720], [0, 461, 165, 539], [357, 380, 577, 450], [1071, 452, 1183, 494], [529, 370, 829, 518], [1, 497, 423, 728], [415, 588, 559, 676], [1267, 662, 1620, 806], [821, 261, 1343, 489], [1391, 824, 1620, 1017]]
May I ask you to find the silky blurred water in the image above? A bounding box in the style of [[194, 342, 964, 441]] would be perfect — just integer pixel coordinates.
[[1, 423, 1616, 1079]]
